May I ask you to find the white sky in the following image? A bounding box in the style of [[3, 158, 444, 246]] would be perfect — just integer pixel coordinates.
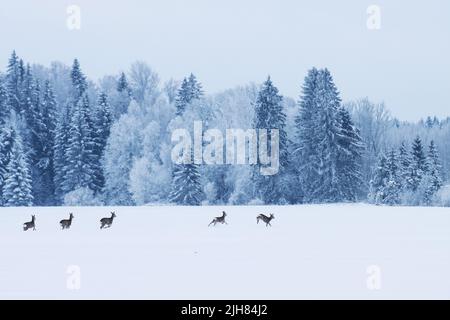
[[1, 0, 449, 121]]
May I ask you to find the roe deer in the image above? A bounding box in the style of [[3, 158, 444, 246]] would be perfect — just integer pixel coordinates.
[[208, 211, 227, 227], [23, 215, 36, 231], [257, 214, 275, 227], [100, 212, 116, 229], [60, 213, 74, 230]]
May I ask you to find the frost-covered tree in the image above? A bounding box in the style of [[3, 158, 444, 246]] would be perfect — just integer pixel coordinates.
[[0, 125, 14, 204], [408, 136, 427, 191], [5, 51, 22, 114], [169, 163, 204, 205], [2, 120, 33, 207], [63, 95, 95, 193], [27, 79, 57, 205], [398, 141, 411, 189], [294, 68, 320, 202], [103, 100, 141, 205], [336, 106, 364, 201], [383, 150, 402, 205], [422, 140, 442, 205], [175, 74, 203, 115], [129, 61, 160, 104], [295, 68, 343, 203], [369, 153, 389, 204], [91, 93, 112, 193], [113, 72, 132, 119], [34, 80, 58, 205], [345, 98, 391, 194], [117, 72, 130, 94], [0, 80, 10, 123], [70, 59, 87, 103], [369, 151, 401, 205], [253, 76, 288, 204], [53, 107, 70, 203]]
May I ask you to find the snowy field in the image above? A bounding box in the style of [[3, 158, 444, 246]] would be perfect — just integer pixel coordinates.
[[0, 204, 449, 300]]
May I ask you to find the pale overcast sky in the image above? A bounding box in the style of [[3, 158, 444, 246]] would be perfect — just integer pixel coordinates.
[[0, 0, 449, 121]]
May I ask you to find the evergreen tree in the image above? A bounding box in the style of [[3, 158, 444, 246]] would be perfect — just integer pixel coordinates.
[[336, 106, 364, 201], [369, 151, 401, 205], [423, 140, 442, 205], [2, 125, 33, 206], [70, 59, 87, 103], [112, 72, 132, 119], [20, 64, 36, 120], [0, 124, 15, 204], [0, 80, 10, 123], [369, 153, 389, 204], [398, 141, 411, 189], [117, 72, 130, 93], [383, 150, 402, 205], [5, 51, 21, 113], [63, 95, 95, 193], [253, 76, 288, 204], [408, 136, 427, 191], [294, 68, 320, 202], [169, 163, 203, 205], [310, 69, 343, 202], [175, 73, 203, 115], [53, 107, 70, 203], [34, 81, 58, 205], [91, 93, 112, 193]]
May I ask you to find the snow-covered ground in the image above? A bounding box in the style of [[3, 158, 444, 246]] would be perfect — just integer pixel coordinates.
[[0, 204, 449, 300]]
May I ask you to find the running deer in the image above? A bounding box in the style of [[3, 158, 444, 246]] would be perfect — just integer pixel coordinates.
[[208, 211, 227, 227], [257, 214, 275, 227], [23, 215, 36, 231], [100, 212, 116, 229], [60, 213, 74, 230]]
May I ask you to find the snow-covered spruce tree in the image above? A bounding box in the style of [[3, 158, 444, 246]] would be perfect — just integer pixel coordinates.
[[5, 51, 22, 114], [175, 73, 203, 116], [369, 153, 389, 204], [34, 80, 58, 205], [91, 92, 112, 193], [422, 140, 442, 205], [336, 106, 364, 201], [252, 76, 288, 204], [62, 95, 95, 193], [2, 119, 33, 207], [53, 106, 70, 203], [310, 69, 343, 202], [113, 72, 132, 119], [0, 80, 10, 122], [70, 59, 88, 103], [293, 68, 320, 203], [0, 81, 12, 199], [383, 149, 402, 205], [26, 78, 53, 205], [408, 136, 428, 191], [294, 68, 348, 203], [0, 125, 14, 204], [398, 141, 411, 190], [117, 72, 130, 94], [168, 74, 205, 204], [169, 162, 204, 205]]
